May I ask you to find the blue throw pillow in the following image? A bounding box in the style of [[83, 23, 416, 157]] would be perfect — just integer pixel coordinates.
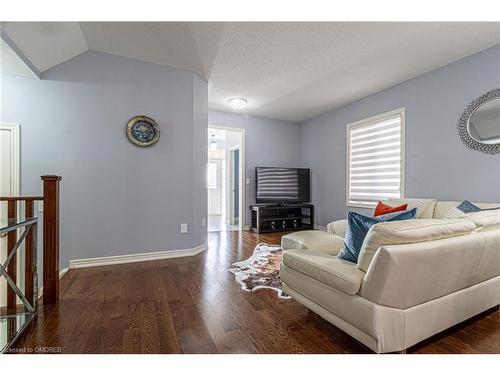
[[337, 208, 417, 263], [457, 200, 500, 213]]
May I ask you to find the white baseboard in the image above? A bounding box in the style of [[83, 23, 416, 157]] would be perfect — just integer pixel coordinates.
[[38, 267, 69, 299], [69, 242, 209, 269], [314, 225, 327, 231], [59, 267, 69, 279], [244, 225, 251, 230]]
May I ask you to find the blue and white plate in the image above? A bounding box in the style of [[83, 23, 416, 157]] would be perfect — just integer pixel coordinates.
[[126, 116, 160, 147]]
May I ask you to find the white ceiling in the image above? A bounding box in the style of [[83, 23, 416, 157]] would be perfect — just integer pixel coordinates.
[[1, 22, 88, 72], [2, 22, 500, 122], [0, 38, 37, 78]]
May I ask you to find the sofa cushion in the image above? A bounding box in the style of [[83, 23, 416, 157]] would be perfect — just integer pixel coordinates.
[[327, 219, 347, 238], [457, 200, 500, 214], [442, 205, 467, 219], [281, 230, 344, 255], [472, 228, 500, 284], [382, 198, 436, 219], [357, 218, 477, 272], [283, 249, 365, 295], [359, 233, 487, 309], [433, 201, 461, 219], [434, 201, 500, 219], [337, 209, 417, 264], [465, 209, 500, 232]]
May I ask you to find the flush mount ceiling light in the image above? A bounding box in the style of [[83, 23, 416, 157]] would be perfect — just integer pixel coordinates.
[[229, 97, 247, 111], [209, 134, 217, 151]]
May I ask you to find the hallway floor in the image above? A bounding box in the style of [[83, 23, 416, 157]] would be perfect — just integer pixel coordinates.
[[208, 214, 239, 232]]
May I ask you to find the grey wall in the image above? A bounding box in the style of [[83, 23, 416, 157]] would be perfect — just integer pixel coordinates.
[[192, 74, 208, 246], [300, 44, 500, 225], [1, 51, 208, 267], [3, 42, 499, 268], [208, 110, 301, 225]]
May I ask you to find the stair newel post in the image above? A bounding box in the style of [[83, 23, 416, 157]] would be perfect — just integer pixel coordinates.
[[41, 175, 62, 304]]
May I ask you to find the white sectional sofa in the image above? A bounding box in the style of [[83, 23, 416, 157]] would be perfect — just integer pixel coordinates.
[[279, 199, 500, 353]]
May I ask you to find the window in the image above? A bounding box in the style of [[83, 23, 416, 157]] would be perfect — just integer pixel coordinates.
[[346, 108, 405, 208], [207, 162, 217, 189]]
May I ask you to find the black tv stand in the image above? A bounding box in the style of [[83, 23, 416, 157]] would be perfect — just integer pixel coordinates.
[[250, 203, 314, 234]]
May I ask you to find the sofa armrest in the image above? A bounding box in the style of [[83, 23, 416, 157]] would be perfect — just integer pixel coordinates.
[[327, 219, 347, 238], [281, 231, 345, 256]]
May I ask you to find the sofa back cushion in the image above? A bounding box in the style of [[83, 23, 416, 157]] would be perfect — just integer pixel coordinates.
[[382, 198, 436, 219], [465, 209, 500, 232], [434, 201, 500, 219], [359, 231, 495, 309], [472, 227, 500, 284], [357, 219, 477, 272]]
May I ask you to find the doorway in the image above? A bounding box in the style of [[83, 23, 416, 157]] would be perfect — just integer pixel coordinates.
[[207, 126, 245, 232]]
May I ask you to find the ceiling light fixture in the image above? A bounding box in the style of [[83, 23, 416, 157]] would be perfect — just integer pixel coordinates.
[[229, 97, 247, 111], [209, 134, 217, 151]]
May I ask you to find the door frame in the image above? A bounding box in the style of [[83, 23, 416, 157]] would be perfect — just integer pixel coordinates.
[[229, 145, 240, 226], [0, 123, 20, 197], [0, 123, 20, 307], [207, 125, 246, 230]]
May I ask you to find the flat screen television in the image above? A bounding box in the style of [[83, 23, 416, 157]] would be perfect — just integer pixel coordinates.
[[255, 167, 310, 204]]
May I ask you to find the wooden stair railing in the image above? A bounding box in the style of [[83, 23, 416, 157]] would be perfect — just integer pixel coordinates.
[[1, 175, 62, 306], [41, 175, 62, 304]]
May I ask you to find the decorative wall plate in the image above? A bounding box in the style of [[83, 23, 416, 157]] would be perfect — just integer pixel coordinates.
[[126, 116, 160, 147]]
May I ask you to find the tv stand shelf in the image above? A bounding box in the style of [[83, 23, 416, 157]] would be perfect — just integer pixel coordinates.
[[250, 203, 314, 234]]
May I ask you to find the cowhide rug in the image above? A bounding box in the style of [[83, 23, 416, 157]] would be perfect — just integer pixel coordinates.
[[228, 243, 291, 300]]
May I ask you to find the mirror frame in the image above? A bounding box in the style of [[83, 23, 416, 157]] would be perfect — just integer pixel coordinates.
[[457, 88, 500, 155]]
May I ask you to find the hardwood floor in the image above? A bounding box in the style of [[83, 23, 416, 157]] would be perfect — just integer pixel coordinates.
[[13, 230, 500, 354]]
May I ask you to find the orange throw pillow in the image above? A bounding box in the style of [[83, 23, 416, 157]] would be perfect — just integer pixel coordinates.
[[374, 201, 408, 217]]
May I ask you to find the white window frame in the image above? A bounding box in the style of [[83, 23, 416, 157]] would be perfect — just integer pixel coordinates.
[[346, 107, 406, 208]]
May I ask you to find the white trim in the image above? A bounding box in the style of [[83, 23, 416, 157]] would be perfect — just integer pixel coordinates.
[[229, 144, 240, 225], [38, 268, 69, 299], [0, 124, 21, 306], [0, 123, 21, 197], [69, 242, 209, 269], [244, 225, 251, 231], [345, 108, 406, 209], [208, 125, 246, 230], [59, 267, 69, 279]]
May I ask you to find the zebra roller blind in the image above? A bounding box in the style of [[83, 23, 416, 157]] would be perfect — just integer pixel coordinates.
[[347, 108, 405, 208]]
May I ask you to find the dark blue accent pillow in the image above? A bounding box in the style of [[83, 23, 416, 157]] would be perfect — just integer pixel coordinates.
[[337, 208, 417, 264], [457, 200, 481, 214], [457, 200, 500, 213]]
